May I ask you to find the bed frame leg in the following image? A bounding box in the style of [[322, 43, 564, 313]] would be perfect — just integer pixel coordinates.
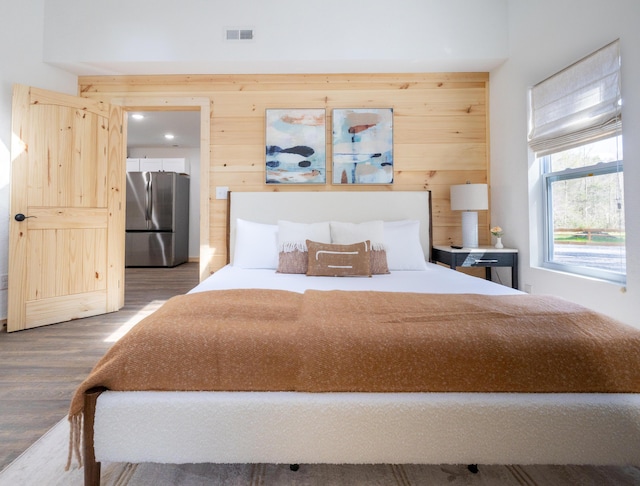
[[467, 464, 479, 474], [84, 387, 106, 486]]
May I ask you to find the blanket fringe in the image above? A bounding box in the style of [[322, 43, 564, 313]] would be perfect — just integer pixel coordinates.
[[65, 413, 83, 471], [279, 242, 307, 253]]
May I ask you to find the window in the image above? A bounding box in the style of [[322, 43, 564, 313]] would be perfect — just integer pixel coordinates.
[[529, 40, 625, 283], [542, 136, 625, 282]]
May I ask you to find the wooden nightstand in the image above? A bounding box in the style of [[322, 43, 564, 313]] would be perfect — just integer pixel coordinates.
[[431, 245, 519, 289]]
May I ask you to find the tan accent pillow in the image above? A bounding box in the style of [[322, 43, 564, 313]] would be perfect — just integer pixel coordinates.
[[306, 240, 372, 277], [283, 247, 387, 275], [370, 249, 390, 275], [277, 250, 308, 274]]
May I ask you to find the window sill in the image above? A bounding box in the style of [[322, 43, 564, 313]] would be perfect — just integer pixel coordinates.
[[534, 262, 627, 288]]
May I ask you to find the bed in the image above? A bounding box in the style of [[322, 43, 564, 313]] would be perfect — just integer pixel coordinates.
[[69, 191, 640, 486]]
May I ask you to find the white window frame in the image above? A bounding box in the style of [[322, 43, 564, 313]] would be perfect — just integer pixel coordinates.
[[541, 148, 625, 284]]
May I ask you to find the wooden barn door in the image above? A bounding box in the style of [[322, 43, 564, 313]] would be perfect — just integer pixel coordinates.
[[7, 85, 125, 332]]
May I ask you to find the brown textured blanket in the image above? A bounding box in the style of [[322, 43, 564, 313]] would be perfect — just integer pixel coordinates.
[[66, 289, 640, 468], [70, 288, 640, 421]]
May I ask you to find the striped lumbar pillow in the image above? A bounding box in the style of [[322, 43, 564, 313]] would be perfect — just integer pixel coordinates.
[[306, 240, 372, 277]]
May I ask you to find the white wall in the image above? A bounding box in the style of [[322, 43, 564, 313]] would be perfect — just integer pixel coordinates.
[[42, 0, 509, 75], [490, 0, 640, 326], [0, 0, 78, 321], [127, 147, 201, 260]]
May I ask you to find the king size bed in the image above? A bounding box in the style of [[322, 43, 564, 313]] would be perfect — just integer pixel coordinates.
[[68, 191, 640, 486]]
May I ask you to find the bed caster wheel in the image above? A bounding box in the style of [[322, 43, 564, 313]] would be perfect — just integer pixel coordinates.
[[467, 464, 479, 474], [290, 464, 300, 471]]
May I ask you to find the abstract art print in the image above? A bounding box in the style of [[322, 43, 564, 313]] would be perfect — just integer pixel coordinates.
[[332, 108, 393, 184], [265, 109, 326, 184]]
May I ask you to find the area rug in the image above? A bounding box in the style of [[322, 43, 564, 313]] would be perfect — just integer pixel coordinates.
[[2, 419, 640, 486]]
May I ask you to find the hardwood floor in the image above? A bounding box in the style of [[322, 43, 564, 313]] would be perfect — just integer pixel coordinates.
[[0, 263, 199, 471]]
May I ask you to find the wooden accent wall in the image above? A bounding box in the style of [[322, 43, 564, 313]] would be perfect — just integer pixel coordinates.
[[78, 73, 490, 277]]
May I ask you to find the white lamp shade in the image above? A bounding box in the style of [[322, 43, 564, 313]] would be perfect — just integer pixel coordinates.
[[450, 183, 488, 211]]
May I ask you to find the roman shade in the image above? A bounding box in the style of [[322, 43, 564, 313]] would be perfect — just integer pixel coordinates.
[[528, 39, 621, 156]]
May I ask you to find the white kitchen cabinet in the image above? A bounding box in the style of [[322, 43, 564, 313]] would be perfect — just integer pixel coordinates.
[[161, 158, 188, 173], [128, 158, 188, 173], [126, 158, 140, 172], [139, 158, 163, 172]]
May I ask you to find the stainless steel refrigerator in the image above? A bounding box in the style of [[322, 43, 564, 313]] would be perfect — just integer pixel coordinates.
[[125, 171, 190, 267]]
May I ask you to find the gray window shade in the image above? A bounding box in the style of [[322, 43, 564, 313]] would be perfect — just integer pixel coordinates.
[[528, 40, 621, 156]]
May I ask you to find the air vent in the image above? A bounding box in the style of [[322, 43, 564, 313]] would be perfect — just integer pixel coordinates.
[[226, 29, 254, 41]]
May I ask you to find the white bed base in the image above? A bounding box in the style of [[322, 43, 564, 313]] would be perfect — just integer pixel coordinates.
[[85, 191, 640, 485], [94, 391, 640, 466]]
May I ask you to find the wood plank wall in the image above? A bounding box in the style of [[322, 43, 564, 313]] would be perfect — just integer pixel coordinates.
[[78, 73, 490, 277]]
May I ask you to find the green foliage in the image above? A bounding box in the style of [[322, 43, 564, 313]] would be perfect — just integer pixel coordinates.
[[549, 137, 625, 232]]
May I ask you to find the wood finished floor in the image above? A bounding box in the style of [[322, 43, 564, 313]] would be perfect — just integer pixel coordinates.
[[0, 263, 199, 471]]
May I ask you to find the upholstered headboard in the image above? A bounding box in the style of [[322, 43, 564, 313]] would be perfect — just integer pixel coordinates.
[[228, 191, 432, 264]]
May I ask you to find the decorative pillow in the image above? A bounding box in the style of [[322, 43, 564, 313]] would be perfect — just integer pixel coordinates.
[[277, 221, 331, 274], [306, 240, 372, 277], [233, 219, 279, 269], [277, 249, 308, 274], [369, 249, 390, 275], [383, 220, 427, 270], [329, 221, 389, 274], [330, 220, 385, 247]]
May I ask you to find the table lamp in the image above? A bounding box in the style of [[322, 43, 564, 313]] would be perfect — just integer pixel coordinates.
[[450, 182, 488, 248]]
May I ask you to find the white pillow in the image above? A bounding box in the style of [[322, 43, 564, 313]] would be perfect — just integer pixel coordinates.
[[233, 219, 279, 269], [277, 220, 331, 252], [330, 220, 385, 250], [384, 220, 427, 270]]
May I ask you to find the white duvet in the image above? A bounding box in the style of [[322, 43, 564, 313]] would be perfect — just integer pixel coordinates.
[[190, 262, 522, 296]]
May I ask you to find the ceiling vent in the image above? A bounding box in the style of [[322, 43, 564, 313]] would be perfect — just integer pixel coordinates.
[[226, 28, 254, 41]]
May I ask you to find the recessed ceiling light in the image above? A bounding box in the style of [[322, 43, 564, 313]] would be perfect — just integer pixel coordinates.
[[131, 113, 145, 120], [164, 133, 175, 140]]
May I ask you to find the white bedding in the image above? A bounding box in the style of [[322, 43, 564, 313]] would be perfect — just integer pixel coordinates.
[[190, 262, 522, 296]]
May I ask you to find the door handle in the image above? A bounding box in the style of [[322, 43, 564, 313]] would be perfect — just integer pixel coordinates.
[[14, 213, 36, 222], [144, 172, 152, 224]]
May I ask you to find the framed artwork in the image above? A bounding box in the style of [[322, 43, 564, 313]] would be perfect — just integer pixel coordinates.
[[265, 108, 326, 184], [332, 108, 393, 184]]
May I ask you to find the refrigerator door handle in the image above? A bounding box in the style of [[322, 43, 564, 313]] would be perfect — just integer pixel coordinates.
[[145, 172, 152, 224]]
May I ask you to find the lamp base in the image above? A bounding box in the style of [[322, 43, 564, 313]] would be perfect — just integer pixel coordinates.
[[461, 211, 479, 248]]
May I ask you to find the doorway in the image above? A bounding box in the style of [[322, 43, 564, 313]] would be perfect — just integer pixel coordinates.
[[117, 97, 211, 282], [126, 110, 200, 267]]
